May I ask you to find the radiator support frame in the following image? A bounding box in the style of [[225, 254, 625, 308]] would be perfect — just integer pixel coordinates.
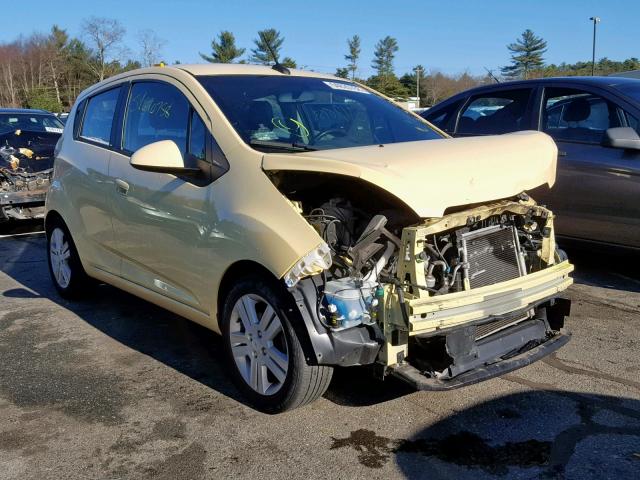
[[459, 224, 527, 290]]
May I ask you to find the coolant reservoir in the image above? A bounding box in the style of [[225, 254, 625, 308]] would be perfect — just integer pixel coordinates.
[[323, 278, 377, 329]]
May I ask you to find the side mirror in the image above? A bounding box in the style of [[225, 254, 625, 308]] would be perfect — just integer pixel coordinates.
[[604, 127, 640, 151], [130, 140, 200, 175]]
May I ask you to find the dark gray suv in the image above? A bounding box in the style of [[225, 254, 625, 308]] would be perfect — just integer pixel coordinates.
[[422, 77, 640, 248]]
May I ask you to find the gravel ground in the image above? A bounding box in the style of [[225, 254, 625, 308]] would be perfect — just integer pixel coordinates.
[[0, 228, 639, 479]]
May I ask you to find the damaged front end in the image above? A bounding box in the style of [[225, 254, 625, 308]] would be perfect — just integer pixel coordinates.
[[0, 135, 54, 222], [277, 173, 573, 389]]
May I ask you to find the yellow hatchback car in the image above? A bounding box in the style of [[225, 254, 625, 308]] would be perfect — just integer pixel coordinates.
[[46, 64, 573, 412]]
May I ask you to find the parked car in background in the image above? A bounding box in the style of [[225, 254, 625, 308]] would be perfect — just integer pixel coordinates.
[[46, 64, 572, 412], [55, 112, 70, 124], [0, 108, 64, 222], [422, 77, 640, 248]]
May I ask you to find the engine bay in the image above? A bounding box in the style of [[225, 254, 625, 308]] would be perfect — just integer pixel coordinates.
[[271, 172, 560, 332], [0, 131, 55, 221]]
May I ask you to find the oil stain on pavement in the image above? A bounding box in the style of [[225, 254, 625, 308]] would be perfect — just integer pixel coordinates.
[[330, 390, 640, 478], [330, 429, 551, 474]]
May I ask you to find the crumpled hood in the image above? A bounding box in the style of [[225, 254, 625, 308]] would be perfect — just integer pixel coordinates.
[[262, 131, 558, 218]]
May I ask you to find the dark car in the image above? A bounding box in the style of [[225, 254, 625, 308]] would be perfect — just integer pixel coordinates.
[[0, 108, 64, 222], [422, 77, 640, 248]]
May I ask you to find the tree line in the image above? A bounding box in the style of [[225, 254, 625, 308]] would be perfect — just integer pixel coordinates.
[[1, 19, 638, 112], [500, 28, 640, 80], [0, 18, 166, 111]]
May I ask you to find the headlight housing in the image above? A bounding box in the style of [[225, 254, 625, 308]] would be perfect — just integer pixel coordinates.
[[283, 243, 332, 287]]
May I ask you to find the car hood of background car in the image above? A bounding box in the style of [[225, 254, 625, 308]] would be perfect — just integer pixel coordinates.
[[261, 131, 558, 218]]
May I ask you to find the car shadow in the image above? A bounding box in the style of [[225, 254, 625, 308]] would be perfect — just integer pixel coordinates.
[[329, 390, 640, 479], [0, 234, 413, 411], [559, 239, 640, 293], [1, 233, 639, 414]]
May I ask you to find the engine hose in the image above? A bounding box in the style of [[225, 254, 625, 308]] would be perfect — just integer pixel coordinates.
[[440, 242, 453, 257], [395, 283, 411, 327], [447, 263, 463, 287], [379, 275, 411, 326]]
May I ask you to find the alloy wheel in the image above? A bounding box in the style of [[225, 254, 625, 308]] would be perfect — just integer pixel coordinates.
[[49, 227, 72, 289], [228, 294, 289, 396]]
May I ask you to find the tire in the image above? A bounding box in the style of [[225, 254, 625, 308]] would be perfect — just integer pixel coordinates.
[[221, 274, 333, 413], [46, 218, 93, 298]]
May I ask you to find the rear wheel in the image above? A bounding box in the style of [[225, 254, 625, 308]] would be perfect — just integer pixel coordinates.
[[46, 219, 92, 298], [221, 276, 333, 413]]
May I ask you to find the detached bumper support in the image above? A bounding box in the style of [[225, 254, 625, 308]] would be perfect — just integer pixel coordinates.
[[389, 331, 570, 391]]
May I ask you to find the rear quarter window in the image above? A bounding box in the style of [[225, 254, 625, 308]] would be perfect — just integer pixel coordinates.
[[80, 88, 120, 146]]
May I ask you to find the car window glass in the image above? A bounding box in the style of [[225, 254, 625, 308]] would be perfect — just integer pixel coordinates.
[[457, 89, 531, 135], [427, 110, 447, 127], [626, 111, 640, 135], [423, 100, 461, 132], [543, 88, 621, 144], [79, 88, 120, 145], [0, 114, 64, 134], [123, 82, 190, 155], [188, 110, 206, 163], [198, 75, 441, 152]]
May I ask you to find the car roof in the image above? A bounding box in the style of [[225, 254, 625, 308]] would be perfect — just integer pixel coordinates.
[[78, 63, 343, 101], [175, 63, 337, 80], [452, 76, 640, 97], [0, 108, 52, 114]]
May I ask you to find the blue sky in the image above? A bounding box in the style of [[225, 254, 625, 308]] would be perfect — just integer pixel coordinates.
[[3, 0, 638, 77]]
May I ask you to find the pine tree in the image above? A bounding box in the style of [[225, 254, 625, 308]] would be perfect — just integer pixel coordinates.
[[251, 29, 285, 64], [281, 57, 296, 68], [501, 29, 547, 79], [368, 36, 407, 98], [335, 67, 350, 79], [200, 31, 245, 63], [372, 36, 398, 76], [345, 35, 361, 80]]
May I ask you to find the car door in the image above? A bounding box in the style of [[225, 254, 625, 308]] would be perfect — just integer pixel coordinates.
[[533, 85, 640, 247], [108, 78, 221, 311], [70, 85, 123, 275]]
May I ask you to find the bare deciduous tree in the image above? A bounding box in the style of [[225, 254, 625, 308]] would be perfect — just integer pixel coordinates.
[[138, 29, 166, 67], [82, 16, 126, 81]]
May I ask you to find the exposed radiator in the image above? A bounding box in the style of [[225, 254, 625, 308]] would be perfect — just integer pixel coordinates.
[[460, 225, 525, 289], [475, 314, 529, 340]]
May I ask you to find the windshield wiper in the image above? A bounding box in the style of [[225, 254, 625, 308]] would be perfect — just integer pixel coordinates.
[[249, 139, 317, 152]]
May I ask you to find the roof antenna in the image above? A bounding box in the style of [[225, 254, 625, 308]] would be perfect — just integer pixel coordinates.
[[260, 31, 290, 75], [484, 67, 501, 84]]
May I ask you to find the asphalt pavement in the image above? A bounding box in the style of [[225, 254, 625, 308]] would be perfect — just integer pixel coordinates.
[[0, 224, 639, 479]]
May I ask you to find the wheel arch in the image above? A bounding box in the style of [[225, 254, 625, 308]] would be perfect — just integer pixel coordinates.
[[44, 209, 65, 232], [216, 259, 320, 365]]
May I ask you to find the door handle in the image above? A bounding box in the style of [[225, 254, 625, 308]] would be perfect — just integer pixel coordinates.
[[115, 178, 130, 196]]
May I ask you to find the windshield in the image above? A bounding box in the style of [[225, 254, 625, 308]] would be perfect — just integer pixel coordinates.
[[0, 113, 64, 135], [197, 75, 442, 151]]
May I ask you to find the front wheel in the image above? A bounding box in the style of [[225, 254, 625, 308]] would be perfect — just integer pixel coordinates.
[[221, 276, 333, 413], [46, 219, 92, 298]]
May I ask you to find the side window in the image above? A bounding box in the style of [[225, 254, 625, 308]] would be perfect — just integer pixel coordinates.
[[457, 89, 532, 135], [543, 87, 621, 144], [625, 111, 640, 135], [80, 88, 120, 146], [123, 82, 190, 155], [188, 110, 206, 163], [423, 100, 461, 132], [72, 99, 87, 139]]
